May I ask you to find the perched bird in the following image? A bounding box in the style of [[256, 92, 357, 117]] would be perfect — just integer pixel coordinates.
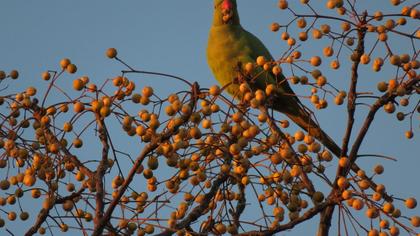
[[206, 0, 341, 157]]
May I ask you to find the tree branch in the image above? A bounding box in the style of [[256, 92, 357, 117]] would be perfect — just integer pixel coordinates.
[[93, 117, 109, 230], [318, 12, 368, 236]]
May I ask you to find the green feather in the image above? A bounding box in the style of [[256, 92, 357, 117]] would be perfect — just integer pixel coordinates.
[[206, 0, 341, 157]]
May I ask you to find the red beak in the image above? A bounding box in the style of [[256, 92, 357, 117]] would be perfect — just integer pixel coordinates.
[[221, 0, 233, 11]]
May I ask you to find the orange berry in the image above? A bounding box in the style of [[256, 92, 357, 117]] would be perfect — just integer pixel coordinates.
[[331, 60, 340, 69], [278, 0, 288, 9], [405, 130, 414, 139], [297, 18, 307, 28], [73, 138, 83, 148], [323, 46, 334, 57], [383, 202, 394, 213], [411, 216, 420, 227], [73, 79, 84, 91], [373, 164, 384, 174], [261, 62, 270, 71], [338, 157, 349, 168], [310, 56, 322, 66], [374, 11, 383, 21], [320, 24, 331, 34], [244, 62, 254, 73], [209, 85, 221, 96], [202, 119, 212, 129], [113, 76, 123, 86], [287, 37, 296, 46], [66, 64, 77, 74], [326, 0, 336, 9], [106, 48, 117, 59], [390, 55, 401, 66], [272, 66, 282, 75], [271, 22, 280, 32], [341, 22, 351, 31], [63, 122, 73, 132], [342, 190, 352, 200], [337, 176, 349, 189], [321, 150, 333, 161], [379, 219, 389, 229], [317, 76, 327, 86], [8, 212, 16, 221], [405, 197, 417, 209], [368, 229, 379, 236], [401, 6, 411, 15], [281, 32, 289, 40], [100, 106, 111, 117], [312, 29, 322, 39], [366, 208, 379, 219], [360, 54, 371, 64], [410, 9, 419, 19], [352, 199, 364, 210], [256, 56, 266, 66], [378, 32, 388, 41], [389, 226, 399, 235], [390, 0, 400, 5], [294, 130, 305, 141], [384, 102, 395, 113], [23, 175, 36, 187], [9, 70, 19, 79], [142, 86, 154, 97], [73, 102, 85, 113], [229, 143, 241, 155], [292, 51, 301, 59], [80, 76, 89, 84], [358, 179, 370, 190], [298, 31, 308, 41], [60, 58, 71, 69], [26, 86, 37, 96]]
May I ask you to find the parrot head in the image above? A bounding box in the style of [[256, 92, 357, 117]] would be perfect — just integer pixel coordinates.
[[212, 0, 240, 26]]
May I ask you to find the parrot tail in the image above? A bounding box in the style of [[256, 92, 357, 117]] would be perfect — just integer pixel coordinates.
[[281, 103, 342, 158]]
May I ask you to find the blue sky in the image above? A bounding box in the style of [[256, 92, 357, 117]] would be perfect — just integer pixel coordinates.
[[1, 1, 418, 235]]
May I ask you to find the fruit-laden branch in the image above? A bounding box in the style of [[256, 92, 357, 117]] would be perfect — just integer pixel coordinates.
[[21, 102, 96, 236], [235, 199, 336, 236], [319, 76, 419, 236], [346, 76, 419, 178], [156, 110, 240, 235], [319, 41, 419, 236], [91, 83, 200, 236], [341, 13, 367, 157], [31, 109, 94, 179], [318, 12, 368, 236], [259, 106, 316, 195], [25, 188, 84, 236], [155, 164, 233, 236]]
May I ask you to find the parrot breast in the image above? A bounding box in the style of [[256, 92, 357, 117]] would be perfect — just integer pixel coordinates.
[[207, 25, 254, 97]]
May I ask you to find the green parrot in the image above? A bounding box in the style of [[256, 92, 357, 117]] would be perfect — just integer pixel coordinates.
[[206, 0, 341, 157]]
